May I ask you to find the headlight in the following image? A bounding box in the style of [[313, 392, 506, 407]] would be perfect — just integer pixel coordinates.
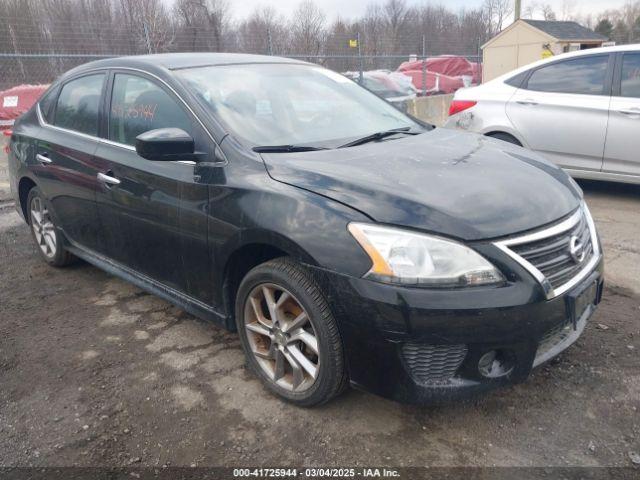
[[568, 176, 584, 198], [348, 223, 505, 287]]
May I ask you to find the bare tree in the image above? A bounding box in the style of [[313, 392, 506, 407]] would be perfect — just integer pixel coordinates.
[[359, 3, 385, 58], [173, 0, 230, 51], [619, 0, 640, 43], [541, 4, 557, 21], [290, 0, 326, 56], [483, 0, 513, 35], [560, 0, 577, 21], [522, 1, 539, 19], [237, 6, 289, 55], [383, 0, 408, 54]]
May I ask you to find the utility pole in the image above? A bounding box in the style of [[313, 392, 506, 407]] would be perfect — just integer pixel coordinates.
[[514, 0, 521, 21]]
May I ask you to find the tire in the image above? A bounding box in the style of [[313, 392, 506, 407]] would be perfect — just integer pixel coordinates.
[[26, 186, 76, 267], [487, 132, 522, 146], [235, 257, 348, 407]]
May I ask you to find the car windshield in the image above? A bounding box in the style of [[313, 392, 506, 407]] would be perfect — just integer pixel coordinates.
[[176, 63, 421, 148]]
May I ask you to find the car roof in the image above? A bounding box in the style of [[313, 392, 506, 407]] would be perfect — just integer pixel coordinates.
[[492, 43, 640, 83], [61, 52, 309, 80]]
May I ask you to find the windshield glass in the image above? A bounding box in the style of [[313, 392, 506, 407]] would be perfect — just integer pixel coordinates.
[[176, 63, 421, 148]]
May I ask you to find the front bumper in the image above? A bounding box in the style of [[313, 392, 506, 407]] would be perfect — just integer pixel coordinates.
[[310, 256, 604, 404]]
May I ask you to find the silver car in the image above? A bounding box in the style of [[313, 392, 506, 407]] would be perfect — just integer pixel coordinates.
[[445, 44, 640, 184]]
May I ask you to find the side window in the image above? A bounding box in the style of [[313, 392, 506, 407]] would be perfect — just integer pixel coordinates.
[[525, 55, 609, 95], [54, 74, 105, 136], [504, 70, 529, 88], [620, 53, 640, 98], [109, 73, 192, 146]]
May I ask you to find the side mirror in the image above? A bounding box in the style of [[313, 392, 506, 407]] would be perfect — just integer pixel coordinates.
[[135, 128, 196, 161]]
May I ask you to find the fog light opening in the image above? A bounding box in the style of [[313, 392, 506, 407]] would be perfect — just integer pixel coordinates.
[[478, 350, 514, 378]]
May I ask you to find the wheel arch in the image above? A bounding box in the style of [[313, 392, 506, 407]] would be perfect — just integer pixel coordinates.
[[17, 176, 38, 223], [483, 129, 526, 147], [220, 232, 320, 330]]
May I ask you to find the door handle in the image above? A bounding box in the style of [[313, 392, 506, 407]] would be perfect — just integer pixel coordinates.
[[97, 171, 121, 186], [618, 108, 640, 116], [36, 153, 52, 165], [517, 99, 538, 106]]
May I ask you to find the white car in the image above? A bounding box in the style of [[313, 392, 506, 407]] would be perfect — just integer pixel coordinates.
[[444, 44, 640, 184]]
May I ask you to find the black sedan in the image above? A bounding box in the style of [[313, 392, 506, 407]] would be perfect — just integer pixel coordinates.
[[7, 53, 604, 406]]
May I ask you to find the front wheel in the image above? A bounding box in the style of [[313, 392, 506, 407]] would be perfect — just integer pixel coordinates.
[[235, 258, 347, 407], [27, 186, 75, 267]]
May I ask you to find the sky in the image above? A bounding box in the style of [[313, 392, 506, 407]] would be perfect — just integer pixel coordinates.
[[217, 0, 627, 21]]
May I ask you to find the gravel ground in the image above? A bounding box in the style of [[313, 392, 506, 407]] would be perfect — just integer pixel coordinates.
[[0, 143, 639, 468]]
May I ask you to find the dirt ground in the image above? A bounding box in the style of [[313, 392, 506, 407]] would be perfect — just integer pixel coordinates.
[[0, 142, 639, 468]]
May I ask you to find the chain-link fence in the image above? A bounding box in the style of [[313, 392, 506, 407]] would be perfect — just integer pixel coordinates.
[[1, 15, 483, 93]]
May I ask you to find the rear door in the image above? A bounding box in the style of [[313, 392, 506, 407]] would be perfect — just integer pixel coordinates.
[[506, 54, 613, 172], [32, 73, 106, 252], [602, 51, 640, 177], [93, 71, 212, 300]]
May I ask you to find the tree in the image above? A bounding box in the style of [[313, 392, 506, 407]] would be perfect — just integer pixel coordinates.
[[173, 0, 230, 51], [620, 1, 640, 42], [359, 3, 385, 59], [290, 0, 326, 56], [325, 17, 356, 71], [483, 0, 513, 36], [522, 2, 556, 21], [595, 18, 614, 39], [541, 4, 557, 20], [383, 0, 408, 54], [560, 0, 576, 21], [237, 6, 289, 55]]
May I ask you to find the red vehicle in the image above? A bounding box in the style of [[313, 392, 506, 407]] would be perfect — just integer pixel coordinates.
[[399, 69, 465, 95], [0, 84, 49, 133], [398, 56, 482, 94]]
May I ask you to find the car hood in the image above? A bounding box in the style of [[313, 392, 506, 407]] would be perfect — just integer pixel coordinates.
[[261, 129, 581, 241]]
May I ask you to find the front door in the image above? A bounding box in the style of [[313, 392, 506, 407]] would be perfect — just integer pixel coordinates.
[[93, 71, 212, 300], [506, 54, 613, 172], [603, 51, 640, 178], [32, 73, 106, 252]]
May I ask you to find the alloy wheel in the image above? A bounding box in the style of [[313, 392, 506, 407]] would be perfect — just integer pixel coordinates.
[[30, 196, 57, 258], [244, 283, 320, 392]]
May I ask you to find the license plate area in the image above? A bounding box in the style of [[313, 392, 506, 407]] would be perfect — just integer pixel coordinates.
[[565, 279, 602, 330]]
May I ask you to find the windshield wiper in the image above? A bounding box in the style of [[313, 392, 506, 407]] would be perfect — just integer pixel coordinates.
[[253, 144, 330, 153], [338, 127, 419, 148]]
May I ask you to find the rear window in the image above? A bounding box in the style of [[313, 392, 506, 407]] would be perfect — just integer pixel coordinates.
[[525, 55, 609, 95], [54, 74, 105, 136]]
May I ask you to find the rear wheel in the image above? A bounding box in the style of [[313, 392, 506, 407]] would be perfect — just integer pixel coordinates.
[[27, 187, 75, 267], [235, 258, 347, 407], [486, 132, 522, 146]]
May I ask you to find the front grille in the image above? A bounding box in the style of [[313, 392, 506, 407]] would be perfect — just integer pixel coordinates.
[[503, 208, 595, 292], [401, 343, 467, 384]]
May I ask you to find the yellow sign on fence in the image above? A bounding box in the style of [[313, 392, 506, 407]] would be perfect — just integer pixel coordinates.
[[349, 39, 358, 48]]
